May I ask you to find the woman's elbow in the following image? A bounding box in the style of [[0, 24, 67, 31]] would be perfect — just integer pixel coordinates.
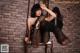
[[51, 13, 56, 18], [53, 14, 57, 18]]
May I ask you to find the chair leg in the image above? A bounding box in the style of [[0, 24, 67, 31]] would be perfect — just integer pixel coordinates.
[[24, 42, 28, 53], [50, 41, 53, 53], [45, 44, 47, 53]]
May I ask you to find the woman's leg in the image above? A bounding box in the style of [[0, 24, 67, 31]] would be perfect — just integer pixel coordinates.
[[40, 31, 50, 44], [52, 27, 70, 45]]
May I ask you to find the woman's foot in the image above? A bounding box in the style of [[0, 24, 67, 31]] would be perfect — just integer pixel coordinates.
[[61, 39, 71, 46]]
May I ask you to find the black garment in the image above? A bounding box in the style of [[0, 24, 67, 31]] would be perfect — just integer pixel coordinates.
[[57, 16, 63, 29], [40, 18, 56, 32], [52, 27, 68, 45], [40, 17, 68, 45], [40, 15, 63, 31], [40, 18, 56, 43]]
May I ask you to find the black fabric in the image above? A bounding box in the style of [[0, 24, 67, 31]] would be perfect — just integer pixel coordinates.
[[57, 16, 63, 29], [39, 17, 69, 45], [52, 27, 68, 45], [40, 17, 63, 32], [40, 30, 50, 43]]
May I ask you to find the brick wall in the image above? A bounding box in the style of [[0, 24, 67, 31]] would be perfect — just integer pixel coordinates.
[[0, 0, 28, 53], [0, 0, 80, 53]]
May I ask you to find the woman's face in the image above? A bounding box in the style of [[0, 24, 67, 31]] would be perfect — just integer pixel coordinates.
[[36, 10, 42, 17]]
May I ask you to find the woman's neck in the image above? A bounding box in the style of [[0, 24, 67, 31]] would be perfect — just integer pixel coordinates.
[[31, 17, 38, 21], [31, 17, 37, 19]]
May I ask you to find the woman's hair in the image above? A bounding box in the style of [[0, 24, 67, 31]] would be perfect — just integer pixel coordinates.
[[52, 7, 63, 29], [31, 3, 41, 17], [52, 7, 62, 17]]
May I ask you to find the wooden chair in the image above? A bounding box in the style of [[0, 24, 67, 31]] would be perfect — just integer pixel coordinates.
[[24, 32, 53, 53]]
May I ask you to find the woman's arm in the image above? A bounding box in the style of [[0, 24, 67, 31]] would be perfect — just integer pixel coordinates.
[[40, 4, 56, 21], [25, 18, 32, 42], [28, 18, 33, 32]]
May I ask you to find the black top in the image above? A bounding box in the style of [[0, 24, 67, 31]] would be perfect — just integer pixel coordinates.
[[40, 17, 63, 32], [40, 18, 57, 32]]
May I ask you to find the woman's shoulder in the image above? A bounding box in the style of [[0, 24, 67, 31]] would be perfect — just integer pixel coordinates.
[[28, 16, 32, 19], [28, 16, 33, 21], [27, 16, 36, 25]]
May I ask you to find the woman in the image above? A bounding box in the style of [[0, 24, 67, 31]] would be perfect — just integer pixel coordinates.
[[40, 7, 70, 45], [25, 3, 56, 44]]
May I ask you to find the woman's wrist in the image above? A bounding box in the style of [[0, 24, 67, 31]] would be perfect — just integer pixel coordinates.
[[44, 8, 49, 11]]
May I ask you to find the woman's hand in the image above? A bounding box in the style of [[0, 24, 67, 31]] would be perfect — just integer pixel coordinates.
[[40, 4, 47, 10], [40, 3, 56, 21], [25, 37, 29, 42]]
